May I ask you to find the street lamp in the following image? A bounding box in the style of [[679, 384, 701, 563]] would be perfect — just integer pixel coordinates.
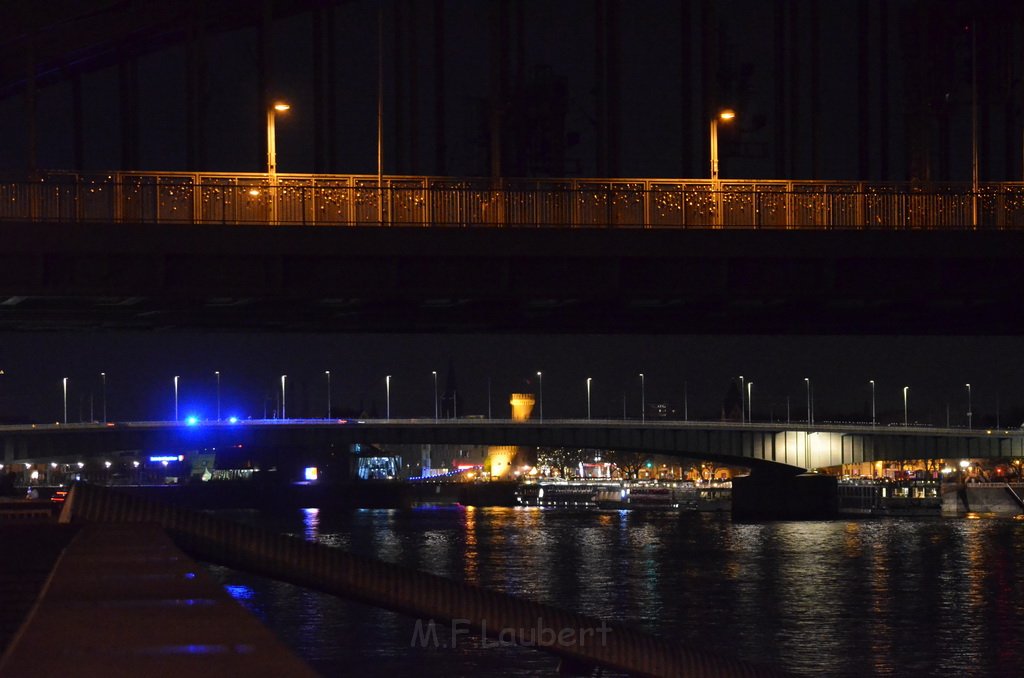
[[173, 376, 179, 422], [100, 372, 106, 423], [432, 371, 438, 422], [214, 371, 220, 421], [280, 374, 287, 419], [386, 375, 391, 420], [804, 378, 812, 426], [869, 380, 876, 426], [903, 386, 909, 426], [537, 371, 543, 423], [966, 383, 972, 429], [639, 373, 645, 422], [709, 109, 736, 181], [739, 375, 745, 424], [586, 377, 592, 420], [747, 381, 753, 422], [62, 377, 68, 424], [266, 101, 290, 223], [267, 101, 290, 178], [325, 370, 331, 419]]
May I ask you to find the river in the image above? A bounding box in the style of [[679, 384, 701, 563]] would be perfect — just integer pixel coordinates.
[[206, 507, 1024, 677]]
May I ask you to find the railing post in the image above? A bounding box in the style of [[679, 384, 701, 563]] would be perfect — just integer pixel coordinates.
[[856, 182, 864, 228], [644, 181, 651, 229], [193, 173, 201, 224]]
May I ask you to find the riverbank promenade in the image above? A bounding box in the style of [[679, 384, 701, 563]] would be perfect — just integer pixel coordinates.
[[0, 514, 314, 677]]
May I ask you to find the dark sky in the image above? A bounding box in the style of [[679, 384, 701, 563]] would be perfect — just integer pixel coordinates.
[[1, 1, 1023, 427], [1, 332, 1021, 429], [1, 0, 1022, 180]]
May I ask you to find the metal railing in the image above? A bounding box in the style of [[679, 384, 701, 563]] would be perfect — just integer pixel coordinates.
[[3, 171, 1024, 229]]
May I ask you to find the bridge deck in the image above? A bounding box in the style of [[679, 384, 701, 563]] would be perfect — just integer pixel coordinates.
[[0, 522, 315, 677]]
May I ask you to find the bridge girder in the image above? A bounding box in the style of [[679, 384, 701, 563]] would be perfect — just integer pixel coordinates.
[[2, 221, 1024, 334], [5, 422, 1024, 473]]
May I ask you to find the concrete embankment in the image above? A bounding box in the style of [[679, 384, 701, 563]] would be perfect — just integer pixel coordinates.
[[942, 483, 1024, 515]]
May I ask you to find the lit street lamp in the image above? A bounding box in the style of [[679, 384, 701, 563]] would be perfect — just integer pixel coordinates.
[[903, 386, 909, 426], [709, 109, 736, 181], [280, 374, 287, 419], [266, 101, 290, 223], [586, 377, 592, 420], [62, 377, 68, 424], [739, 375, 745, 424], [537, 371, 543, 423], [100, 372, 106, 423], [173, 375, 179, 422], [325, 370, 331, 419], [639, 373, 645, 422], [432, 371, 438, 422], [869, 380, 876, 426], [966, 383, 972, 429], [386, 375, 391, 420], [215, 371, 220, 421], [805, 378, 812, 426], [266, 101, 290, 178]]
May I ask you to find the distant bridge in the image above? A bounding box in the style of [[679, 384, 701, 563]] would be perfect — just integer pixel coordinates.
[[4, 418, 1023, 473]]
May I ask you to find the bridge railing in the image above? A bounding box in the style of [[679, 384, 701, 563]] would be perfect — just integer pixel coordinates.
[[3, 171, 1024, 228]]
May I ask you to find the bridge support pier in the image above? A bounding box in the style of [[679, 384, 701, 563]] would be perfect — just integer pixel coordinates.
[[732, 472, 837, 521]]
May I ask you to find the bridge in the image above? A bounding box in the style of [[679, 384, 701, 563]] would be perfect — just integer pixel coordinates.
[[3, 172, 1024, 334], [4, 418, 1022, 473]]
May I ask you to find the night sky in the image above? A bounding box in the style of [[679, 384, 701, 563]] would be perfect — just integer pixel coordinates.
[[1, 1, 1024, 427]]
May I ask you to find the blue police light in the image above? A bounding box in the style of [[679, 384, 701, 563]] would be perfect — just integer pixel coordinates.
[[185, 416, 199, 426], [228, 416, 239, 424]]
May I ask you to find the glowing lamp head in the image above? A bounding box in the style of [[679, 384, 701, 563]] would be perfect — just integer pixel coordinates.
[[273, 102, 290, 112], [718, 109, 736, 121], [186, 416, 199, 426], [228, 416, 239, 424]]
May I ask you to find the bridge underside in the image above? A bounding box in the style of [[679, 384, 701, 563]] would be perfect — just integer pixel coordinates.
[[1, 222, 1023, 333], [5, 423, 1023, 473]]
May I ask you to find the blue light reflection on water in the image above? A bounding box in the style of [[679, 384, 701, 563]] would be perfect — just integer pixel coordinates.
[[206, 508, 1024, 677]]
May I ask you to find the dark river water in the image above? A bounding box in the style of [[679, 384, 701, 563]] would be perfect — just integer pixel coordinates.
[[205, 507, 1024, 677]]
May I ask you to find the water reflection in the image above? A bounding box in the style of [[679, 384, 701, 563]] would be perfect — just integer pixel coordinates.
[[302, 508, 319, 541], [207, 508, 1024, 677]]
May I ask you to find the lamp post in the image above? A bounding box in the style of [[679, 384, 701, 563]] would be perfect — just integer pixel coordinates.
[[709, 109, 736, 181], [739, 375, 745, 424], [432, 371, 438, 422], [537, 371, 543, 423], [966, 383, 972, 429], [266, 101, 290, 223], [804, 378, 812, 425], [280, 374, 287, 419], [62, 377, 68, 424], [173, 376, 179, 422], [100, 372, 106, 423], [385, 375, 391, 420], [747, 381, 753, 423], [325, 370, 331, 419], [214, 371, 220, 421], [587, 377, 592, 420], [639, 373, 645, 422], [903, 386, 909, 427], [869, 380, 876, 426], [710, 109, 736, 227]]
